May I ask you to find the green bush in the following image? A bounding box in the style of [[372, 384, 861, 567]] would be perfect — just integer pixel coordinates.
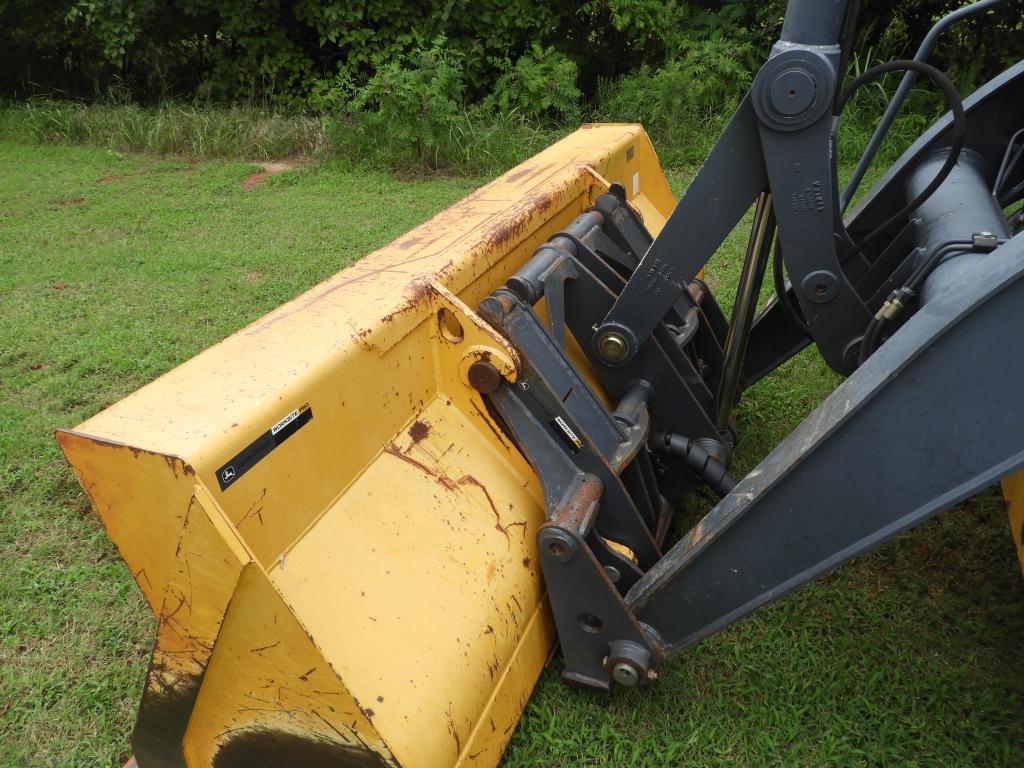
[[4, 0, 1021, 109], [342, 38, 468, 169], [322, 39, 567, 175], [591, 2, 772, 165], [486, 44, 582, 125], [0, 0, 574, 105], [595, 64, 727, 167]]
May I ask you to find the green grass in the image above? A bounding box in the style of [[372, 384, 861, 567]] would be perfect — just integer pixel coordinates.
[[2, 140, 1023, 767], [0, 142, 476, 766]]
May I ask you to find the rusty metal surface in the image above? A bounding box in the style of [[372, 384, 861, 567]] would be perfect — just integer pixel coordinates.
[[550, 476, 603, 534], [56, 124, 677, 767]]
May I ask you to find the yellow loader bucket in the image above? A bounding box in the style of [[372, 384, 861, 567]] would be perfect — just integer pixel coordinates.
[[57, 125, 677, 768]]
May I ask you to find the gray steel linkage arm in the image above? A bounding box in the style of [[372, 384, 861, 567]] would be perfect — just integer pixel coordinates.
[[630, 233, 1024, 654], [631, 62, 1024, 665], [593, 0, 875, 375]]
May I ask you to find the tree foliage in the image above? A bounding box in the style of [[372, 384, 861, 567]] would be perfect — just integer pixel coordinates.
[[0, 0, 1019, 112]]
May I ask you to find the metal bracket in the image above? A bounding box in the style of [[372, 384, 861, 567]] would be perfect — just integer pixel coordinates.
[[425, 280, 520, 391], [537, 474, 663, 691]]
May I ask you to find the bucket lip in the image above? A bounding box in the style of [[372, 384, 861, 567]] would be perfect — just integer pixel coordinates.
[[234, 124, 646, 334]]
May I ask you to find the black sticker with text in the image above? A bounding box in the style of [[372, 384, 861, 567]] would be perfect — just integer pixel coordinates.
[[550, 415, 583, 455], [216, 404, 313, 491]]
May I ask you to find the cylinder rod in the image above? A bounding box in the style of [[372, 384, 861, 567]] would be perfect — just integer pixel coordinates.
[[716, 192, 776, 427]]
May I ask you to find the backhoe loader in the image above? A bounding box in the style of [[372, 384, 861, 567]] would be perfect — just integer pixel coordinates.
[[58, 0, 1024, 765]]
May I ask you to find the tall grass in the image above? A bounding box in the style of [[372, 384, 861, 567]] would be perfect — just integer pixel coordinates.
[[325, 108, 568, 177], [0, 100, 326, 160], [0, 99, 564, 176], [0, 93, 935, 177]]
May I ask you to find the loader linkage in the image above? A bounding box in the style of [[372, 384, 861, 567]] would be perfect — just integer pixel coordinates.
[[476, 0, 1024, 693]]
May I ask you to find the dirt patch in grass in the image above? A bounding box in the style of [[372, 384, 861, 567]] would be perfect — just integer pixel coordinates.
[[53, 197, 85, 209], [241, 160, 301, 188], [95, 169, 155, 184]]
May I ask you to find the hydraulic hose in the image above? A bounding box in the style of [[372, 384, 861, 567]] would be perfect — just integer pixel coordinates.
[[841, 0, 1010, 211], [856, 234, 1003, 364], [651, 432, 738, 498], [771, 237, 811, 337], [836, 59, 967, 262]]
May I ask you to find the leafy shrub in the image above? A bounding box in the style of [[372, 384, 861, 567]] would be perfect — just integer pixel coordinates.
[[592, 2, 770, 166], [0, 0, 574, 105], [321, 38, 570, 175], [341, 38, 467, 169], [5, 0, 1020, 108], [486, 44, 582, 125]]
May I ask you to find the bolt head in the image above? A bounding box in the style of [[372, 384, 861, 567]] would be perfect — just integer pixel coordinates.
[[467, 359, 502, 394], [604, 565, 621, 584], [612, 662, 640, 687], [597, 332, 629, 362], [770, 68, 816, 116], [541, 530, 575, 562]]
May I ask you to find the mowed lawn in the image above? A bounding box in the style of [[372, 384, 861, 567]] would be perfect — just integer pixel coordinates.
[[1, 140, 1023, 767]]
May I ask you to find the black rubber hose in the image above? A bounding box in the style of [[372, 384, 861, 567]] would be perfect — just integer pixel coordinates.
[[905, 239, 975, 290], [857, 316, 884, 365], [857, 238, 981, 365], [651, 432, 738, 498], [836, 59, 967, 260], [771, 236, 812, 337]]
